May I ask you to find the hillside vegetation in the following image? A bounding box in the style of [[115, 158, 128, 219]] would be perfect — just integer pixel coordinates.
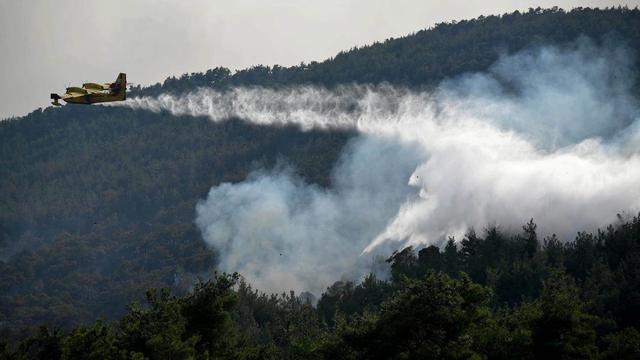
[[0, 106, 349, 332], [4, 217, 640, 359], [2, 7, 640, 358]]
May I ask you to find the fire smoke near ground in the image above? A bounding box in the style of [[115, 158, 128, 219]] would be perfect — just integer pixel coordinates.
[[123, 40, 640, 295]]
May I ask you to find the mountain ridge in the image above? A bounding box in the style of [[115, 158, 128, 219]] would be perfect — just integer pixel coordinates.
[[129, 6, 640, 98]]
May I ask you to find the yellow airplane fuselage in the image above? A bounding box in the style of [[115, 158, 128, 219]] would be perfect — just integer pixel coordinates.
[[62, 90, 126, 105], [51, 73, 126, 106]]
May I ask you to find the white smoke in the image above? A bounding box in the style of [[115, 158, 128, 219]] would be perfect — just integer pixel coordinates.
[[123, 40, 640, 295]]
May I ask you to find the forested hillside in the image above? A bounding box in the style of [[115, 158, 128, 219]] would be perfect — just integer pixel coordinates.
[[0, 106, 349, 333], [4, 217, 640, 359], [2, 7, 640, 358]]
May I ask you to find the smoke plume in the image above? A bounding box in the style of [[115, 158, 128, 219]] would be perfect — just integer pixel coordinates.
[[124, 40, 640, 295]]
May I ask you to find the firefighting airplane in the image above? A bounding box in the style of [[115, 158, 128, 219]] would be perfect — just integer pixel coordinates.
[[50, 73, 127, 106]]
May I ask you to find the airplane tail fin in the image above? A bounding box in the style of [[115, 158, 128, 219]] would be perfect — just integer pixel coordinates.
[[112, 73, 127, 100], [50, 93, 61, 106]]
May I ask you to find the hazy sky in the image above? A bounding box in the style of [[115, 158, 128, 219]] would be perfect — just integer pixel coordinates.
[[1, 0, 638, 119]]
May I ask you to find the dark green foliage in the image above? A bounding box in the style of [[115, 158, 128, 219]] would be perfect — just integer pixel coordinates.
[[530, 273, 598, 359], [61, 321, 122, 360], [3, 217, 640, 359], [316, 274, 391, 328], [387, 246, 420, 282], [601, 327, 640, 360], [460, 229, 488, 284], [355, 216, 640, 358], [15, 327, 64, 360], [234, 281, 326, 359], [442, 237, 459, 276], [181, 275, 239, 356], [339, 273, 491, 359], [117, 288, 198, 359], [521, 219, 539, 258]]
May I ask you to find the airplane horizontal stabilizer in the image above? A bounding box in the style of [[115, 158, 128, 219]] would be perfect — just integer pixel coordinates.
[[51, 93, 62, 106]]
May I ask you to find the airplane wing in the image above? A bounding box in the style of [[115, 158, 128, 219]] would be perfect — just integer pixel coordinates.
[[63, 91, 87, 100], [66, 86, 87, 95], [83, 82, 110, 91]]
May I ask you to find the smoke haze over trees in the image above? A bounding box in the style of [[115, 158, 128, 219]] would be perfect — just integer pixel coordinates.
[[124, 38, 640, 296], [2, 6, 640, 359]]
